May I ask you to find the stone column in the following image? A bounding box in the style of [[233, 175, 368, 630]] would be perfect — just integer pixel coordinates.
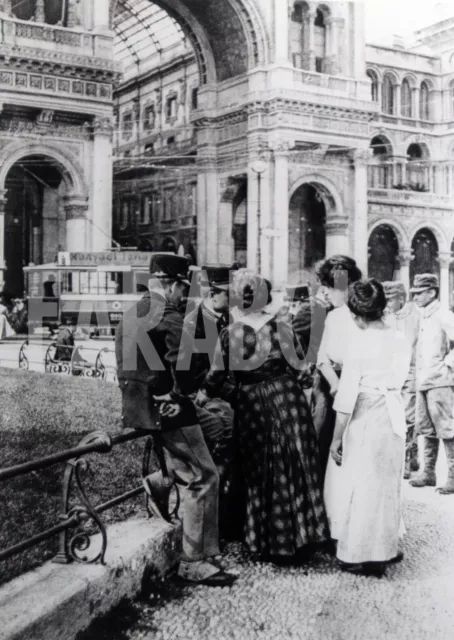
[[411, 87, 420, 120], [0, 189, 6, 292], [398, 250, 412, 294], [325, 219, 349, 257], [271, 144, 289, 287], [326, 18, 341, 75], [67, 0, 76, 28], [64, 202, 88, 252], [93, 0, 110, 31], [439, 253, 452, 308], [352, 150, 369, 274], [91, 117, 114, 251], [35, 0, 45, 22], [302, 10, 316, 71], [394, 83, 401, 117]]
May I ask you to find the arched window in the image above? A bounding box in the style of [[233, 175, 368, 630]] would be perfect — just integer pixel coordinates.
[[367, 70, 379, 102], [314, 9, 326, 73], [401, 79, 412, 117], [420, 82, 430, 120], [382, 75, 395, 115], [369, 136, 391, 188], [407, 143, 428, 190], [12, 1, 68, 26]]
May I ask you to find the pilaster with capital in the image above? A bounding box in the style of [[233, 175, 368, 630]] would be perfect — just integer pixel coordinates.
[[352, 150, 370, 274], [271, 141, 292, 286], [398, 250, 413, 292], [438, 252, 452, 308], [0, 1, 11, 16], [35, 0, 45, 22], [93, 116, 115, 141], [64, 198, 88, 252], [91, 117, 114, 251], [302, 11, 316, 71]]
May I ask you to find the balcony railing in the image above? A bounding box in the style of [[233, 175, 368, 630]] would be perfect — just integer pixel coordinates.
[[0, 15, 114, 61], [368, 187, 452, 207]]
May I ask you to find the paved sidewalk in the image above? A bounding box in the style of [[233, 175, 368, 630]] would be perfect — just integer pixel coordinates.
[[82, 478, 454, 640]]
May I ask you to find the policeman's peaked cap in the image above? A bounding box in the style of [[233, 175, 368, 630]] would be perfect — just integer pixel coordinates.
[[149, 253, 190, 285], [202, 262, 239, 290]]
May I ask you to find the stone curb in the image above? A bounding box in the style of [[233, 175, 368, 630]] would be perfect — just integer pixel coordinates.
[[0, 517, 182, 640]]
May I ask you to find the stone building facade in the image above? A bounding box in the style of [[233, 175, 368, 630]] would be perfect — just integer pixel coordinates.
[[3, 1, 454, 305], [0, 0, 116, 296]]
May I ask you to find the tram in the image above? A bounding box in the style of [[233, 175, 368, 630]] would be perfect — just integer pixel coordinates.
[[24, 251, 167, 336]]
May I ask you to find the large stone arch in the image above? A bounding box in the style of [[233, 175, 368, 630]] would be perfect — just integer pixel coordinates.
[[368, 218, 410, 252], [110, 0, 268, 84], [410, 221, 449, 254], [289, 173, 344, 217], [0, 141, 88, 198]]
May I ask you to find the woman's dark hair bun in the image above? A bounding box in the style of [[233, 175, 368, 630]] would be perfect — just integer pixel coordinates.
[[316, 254, 362, 290], [347, 278, 387, 321]]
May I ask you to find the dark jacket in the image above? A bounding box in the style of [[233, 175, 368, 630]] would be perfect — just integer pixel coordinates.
[[54, 327, 75, 362], [292, 298, 332, 365], [115, 290, 197, 431], [183, 300, 230, 394]]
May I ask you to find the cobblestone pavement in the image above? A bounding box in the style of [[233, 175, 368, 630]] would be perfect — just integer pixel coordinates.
[[84, 473, 454, 640]]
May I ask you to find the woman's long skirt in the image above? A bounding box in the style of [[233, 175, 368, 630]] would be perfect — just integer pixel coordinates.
[[236, 374, 329, 558], [326, 393, 404, 564]]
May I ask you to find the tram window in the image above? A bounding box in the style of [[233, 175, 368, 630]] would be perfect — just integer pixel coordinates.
[[61, 271, 75, 293]]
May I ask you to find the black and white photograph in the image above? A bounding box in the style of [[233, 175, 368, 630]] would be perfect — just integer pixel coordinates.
[[0, 0, 453, 638]]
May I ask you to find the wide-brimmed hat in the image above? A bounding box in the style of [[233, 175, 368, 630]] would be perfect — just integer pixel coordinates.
[[410, 273, 439, 293], [202, 263, 239, 291], [382, 281, 407, 299], [149, 253, 190, 286], [285, 284, 310, 302]]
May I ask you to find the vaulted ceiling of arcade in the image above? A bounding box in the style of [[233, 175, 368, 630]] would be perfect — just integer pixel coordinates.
[[111, 0, 265, 84]]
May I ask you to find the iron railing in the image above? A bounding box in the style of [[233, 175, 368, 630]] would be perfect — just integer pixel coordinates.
[[0, 339, 117, 382], [0, 430, 178, 566]]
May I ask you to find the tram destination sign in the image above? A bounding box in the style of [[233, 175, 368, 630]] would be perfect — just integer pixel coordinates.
[[58, 252, 153, 267]]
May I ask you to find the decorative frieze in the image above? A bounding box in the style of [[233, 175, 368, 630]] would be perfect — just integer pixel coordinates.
[[1, 68, 113, 101]]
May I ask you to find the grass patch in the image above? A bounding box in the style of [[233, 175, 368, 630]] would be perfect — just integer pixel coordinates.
[[0, 368, 152, 586]]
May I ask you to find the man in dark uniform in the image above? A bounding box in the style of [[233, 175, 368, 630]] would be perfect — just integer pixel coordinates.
[[115, 253, 236, 587], [183, 264, 238, 471], [54, 318, 77, 362]]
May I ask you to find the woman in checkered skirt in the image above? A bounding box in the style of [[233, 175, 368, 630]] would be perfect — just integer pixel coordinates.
[[198, 269, 329, 562]]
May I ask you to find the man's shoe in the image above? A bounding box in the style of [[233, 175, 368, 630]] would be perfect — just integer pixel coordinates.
[[409, 473, 436, 487], [143, 471, 174, 523], [177, 560, 238, 587], [437, 439, 454, 495]]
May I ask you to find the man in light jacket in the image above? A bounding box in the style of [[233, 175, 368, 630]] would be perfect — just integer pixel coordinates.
[[382, 281, 420, 479], [409, 273, 454, 494]]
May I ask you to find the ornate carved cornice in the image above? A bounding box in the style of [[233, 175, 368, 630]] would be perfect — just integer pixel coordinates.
[[93, 116, 115, 138]]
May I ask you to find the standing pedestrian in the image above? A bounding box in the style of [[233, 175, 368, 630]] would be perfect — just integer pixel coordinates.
[[315, 255, 363, 476], [201, 269, 329, 563], [382, 281, 420, 479], [116, 253, 237, 586], [330, 280, 411, 576], [409, 274, 454, 494]]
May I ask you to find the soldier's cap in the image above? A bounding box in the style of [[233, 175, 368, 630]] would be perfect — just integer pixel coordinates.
[[382, 281, 407, 299], [285, 285, 310, 302], [149, 253, 190, 286], [201, 262, 239, 291], [410, 273, 439, 293]]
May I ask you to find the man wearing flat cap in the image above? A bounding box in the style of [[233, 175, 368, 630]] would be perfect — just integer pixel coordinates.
[[382, 280, 420, 479], [409, 273, 454, 494], [115, 253, 237, 586]]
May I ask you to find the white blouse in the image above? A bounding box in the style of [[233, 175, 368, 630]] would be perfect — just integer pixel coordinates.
[[333, 326, 411, 438], [317, 304, 361, 370]]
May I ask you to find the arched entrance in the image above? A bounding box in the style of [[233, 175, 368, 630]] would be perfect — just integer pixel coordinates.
[[411, 228, 440, 282], [368, 224, 400, 282], [288, 184, 326, 275], [4, 155, 69, 297]]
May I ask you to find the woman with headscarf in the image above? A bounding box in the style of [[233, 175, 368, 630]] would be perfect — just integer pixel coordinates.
[[329, 280, 410, 576], [198, 269, 329, 563]]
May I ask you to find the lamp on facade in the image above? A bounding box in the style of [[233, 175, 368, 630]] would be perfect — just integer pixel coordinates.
[[250, 160, 267, 274]]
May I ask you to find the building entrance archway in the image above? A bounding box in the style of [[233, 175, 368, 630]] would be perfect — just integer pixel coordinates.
[[3, 155, 75, 297], [411, 228, 440, 282], [288, 183, 328, 276]]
